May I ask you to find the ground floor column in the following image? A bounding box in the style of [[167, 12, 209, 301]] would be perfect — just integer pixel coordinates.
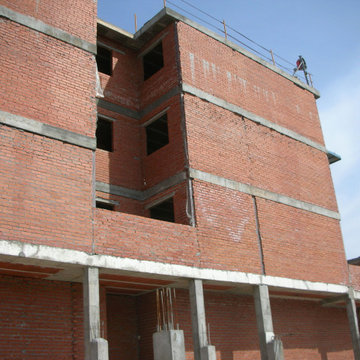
[[189, 279, 216, 360], [83, 267, 108, 360], [346, 288, 360, 360], [254, 285, 284, 360]]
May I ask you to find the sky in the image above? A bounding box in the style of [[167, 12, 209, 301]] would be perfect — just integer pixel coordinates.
[[98, 0, 360, 259]]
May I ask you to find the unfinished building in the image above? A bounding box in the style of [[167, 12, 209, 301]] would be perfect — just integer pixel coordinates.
[[0, 1, 359, 359]]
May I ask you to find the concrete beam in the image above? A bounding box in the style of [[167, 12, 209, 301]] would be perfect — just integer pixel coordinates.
[[0, 240, 350, 296], [189, 168, 340, 220], [254, 285, 283, 360], [346, 289, 360, 360], [96, 171, 187, 201], [321, 294, 347, 307], [0, 110, 96, 150], [0, 5, 96, 54]]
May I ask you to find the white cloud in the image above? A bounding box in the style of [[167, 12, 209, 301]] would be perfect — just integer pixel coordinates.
[[319, 66, 360, 259]]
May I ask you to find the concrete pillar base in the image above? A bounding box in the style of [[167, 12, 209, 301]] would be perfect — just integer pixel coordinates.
[[200, 345, 216, 360], [153, 330, 186, 360], [90, 338, 109, 360]]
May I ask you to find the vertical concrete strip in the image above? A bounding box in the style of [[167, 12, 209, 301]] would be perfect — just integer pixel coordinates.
[[189, 279, 216, 360], [83, 267, 108, 360], [190, 279, 208, 359], [346, 289, 360, 360], [254, 285, 283, 360]]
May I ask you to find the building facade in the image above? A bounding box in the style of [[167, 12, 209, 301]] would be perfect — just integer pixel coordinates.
[[0, 1, 359, 359]]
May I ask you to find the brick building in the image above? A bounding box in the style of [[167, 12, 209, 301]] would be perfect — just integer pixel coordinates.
[[0, 1, 359, 359]]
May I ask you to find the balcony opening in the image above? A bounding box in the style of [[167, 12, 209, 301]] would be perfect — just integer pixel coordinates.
[[96, 116, 113, 152], [146, 112, 169, 155], [149, 197, 175, 223], [143, 42, 164, 80], [96, 45, 112, 75]]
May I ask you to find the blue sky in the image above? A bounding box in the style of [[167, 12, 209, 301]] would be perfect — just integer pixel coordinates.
[[98, 0, 360, 259]]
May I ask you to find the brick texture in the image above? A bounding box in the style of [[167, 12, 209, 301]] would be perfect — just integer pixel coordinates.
[[184, 93, 337, 211], [0, 127, 93, 251], [349, 264, 360, 291], [177, 22, 325, 145], [0, 0, 97, 43], [0, 20, 96, 137], [257, 198, 348, 284], [0, 275, 84, 359]]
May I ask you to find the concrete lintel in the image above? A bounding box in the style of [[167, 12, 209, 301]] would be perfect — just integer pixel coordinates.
[[321, 294, 348, 307], [97, 41, 126, 55], [96, 181, 143, 201], [0, 239, 350, 296], [96, 171, 187, 201], [97, 99, 140, 120], [189, 168, 340, 220], [0, 5, 96, 54], [0, 110, 96, 150], [182, 83, 326, 153], [139, 86, 181, 119]]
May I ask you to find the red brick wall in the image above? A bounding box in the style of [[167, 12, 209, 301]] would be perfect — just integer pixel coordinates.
[[349, 265, 360, 291], [95, 209, 198, 266], [139, 24, 180, 109], [257, 199, 348, 284], [98, 38, 141, 111], [0, 275, 84, 359], [0, 0, 97, 43], [184, 94, 337, 211], [142, 95, 186, 189], [272, 297, 353, 360], [0, 127, 93, 251], [96, 108, 143, 190], [193, 180, 261, 273], [106, 294, 139, 360], [175, 290, 352, 360], [143, 182, 190, 225], [0, 20, 96, 137], [177, 22, 324, 145]]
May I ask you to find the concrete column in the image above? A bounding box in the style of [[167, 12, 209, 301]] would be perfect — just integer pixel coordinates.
[[189, 279, 216, 360], [83, 267, 108, 360], [346, 288, 360, 360], [153, 329, 186, 360], [253, 285, 283, 360]]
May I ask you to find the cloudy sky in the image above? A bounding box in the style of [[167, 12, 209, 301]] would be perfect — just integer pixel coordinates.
[[98, 0, 360, 259]]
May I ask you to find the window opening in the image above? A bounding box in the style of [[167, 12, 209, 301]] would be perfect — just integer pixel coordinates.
[[146, 113, 169, 155], [96, 116, 113, 152], [96, 201, 115, 211], [143, 42, 164, 80], [150, 197, 175, 223], [96, 46, 112, 75]]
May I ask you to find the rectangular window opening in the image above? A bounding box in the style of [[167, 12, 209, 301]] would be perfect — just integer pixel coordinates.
[[143, 42, 164, 80], [96, 45, 112, 75], [96, 116, 113, 152], [146, 113, 169, 155], [149, 197, 175, 223], [96, 201, 115, 211]]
